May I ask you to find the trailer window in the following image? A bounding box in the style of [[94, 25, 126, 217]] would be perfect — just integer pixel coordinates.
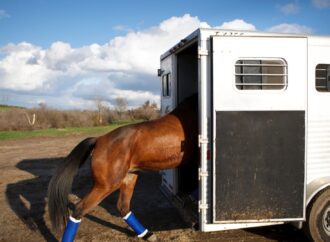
[[162, 73, 171, 97], [235, 59, 287, 90], [316, 64, 330, 92]]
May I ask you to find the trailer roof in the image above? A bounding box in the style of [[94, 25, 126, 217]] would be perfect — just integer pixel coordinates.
[[160, 28, 330, 60]]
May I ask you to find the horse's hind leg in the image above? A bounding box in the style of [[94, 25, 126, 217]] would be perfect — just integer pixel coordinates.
[[61, 184, 118, 242], [117, 172, 156, 241], [73, 184, 118, 219], [117, 172, 138, 216]]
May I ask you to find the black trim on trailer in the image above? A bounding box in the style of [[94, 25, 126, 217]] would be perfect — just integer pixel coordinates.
[[214, 111, 305, 222]]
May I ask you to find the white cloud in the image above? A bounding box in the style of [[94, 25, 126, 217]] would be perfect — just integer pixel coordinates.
[[267, 23, 312, 34], [103, 14, 209, 75], [312, 0, 330, 8], [278, 2, 299, 14], [0, 14, 207, 108], [0, 42, 56, 91], [0, 14, 314, 109], [216, 19, 256, 31], [0, 9, 9, 19], [113, 25, 134, 32]]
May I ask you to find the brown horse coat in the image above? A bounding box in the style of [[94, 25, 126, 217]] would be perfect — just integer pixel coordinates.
[[47, 94, 198, 232]]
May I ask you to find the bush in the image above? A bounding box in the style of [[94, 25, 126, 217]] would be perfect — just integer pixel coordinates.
[[130, 101, 160, 121], [0, 109, 31, 131], [0, 101, 160, 131]]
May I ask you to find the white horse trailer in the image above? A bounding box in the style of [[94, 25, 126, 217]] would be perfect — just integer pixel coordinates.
[[158, 28, 330, 241]]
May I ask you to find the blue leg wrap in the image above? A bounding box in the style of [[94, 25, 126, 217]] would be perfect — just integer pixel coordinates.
[[123, 211, 148, 237], [62, 216, 81, 242]]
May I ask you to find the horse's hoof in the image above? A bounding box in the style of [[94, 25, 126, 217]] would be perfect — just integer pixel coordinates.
[[143, 231, 157, 241]]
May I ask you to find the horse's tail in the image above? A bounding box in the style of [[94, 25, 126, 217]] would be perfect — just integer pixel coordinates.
[[47, 137, 97, 232]]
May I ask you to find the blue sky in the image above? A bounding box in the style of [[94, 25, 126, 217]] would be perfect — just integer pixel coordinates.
[[0, 0, 330, 109]]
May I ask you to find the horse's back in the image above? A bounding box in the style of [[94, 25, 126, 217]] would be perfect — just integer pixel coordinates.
[[95, 94, 198, 170]]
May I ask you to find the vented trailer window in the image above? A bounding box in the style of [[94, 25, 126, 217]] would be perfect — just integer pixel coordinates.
[[315, 64, 330, 92], [235, 59, 288, 90]]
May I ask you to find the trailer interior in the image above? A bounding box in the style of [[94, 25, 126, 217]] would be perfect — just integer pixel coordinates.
[[175, 41, 200, 215]]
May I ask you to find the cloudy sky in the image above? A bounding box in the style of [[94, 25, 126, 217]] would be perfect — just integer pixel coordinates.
[[0, 0, 330, 109]]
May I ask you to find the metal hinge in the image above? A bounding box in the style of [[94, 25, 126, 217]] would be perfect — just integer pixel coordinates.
[[198, 134, 208, 147], [198, 168, 208, 180], [198, 47, 208, 58], [199, 201, 209, 211]]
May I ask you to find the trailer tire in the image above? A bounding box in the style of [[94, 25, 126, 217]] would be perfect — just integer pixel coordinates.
[[305, 188, 330, 242]]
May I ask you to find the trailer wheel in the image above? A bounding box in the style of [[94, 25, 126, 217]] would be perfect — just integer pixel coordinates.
[[305, 188, 330, 242]]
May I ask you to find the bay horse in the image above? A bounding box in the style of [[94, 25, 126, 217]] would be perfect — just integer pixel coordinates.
[[47, 94, 198, 241]]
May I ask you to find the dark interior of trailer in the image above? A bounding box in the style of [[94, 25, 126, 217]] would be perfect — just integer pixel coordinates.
[[176, 42, 199, 201]]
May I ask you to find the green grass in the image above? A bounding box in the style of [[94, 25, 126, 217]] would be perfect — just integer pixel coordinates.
[[0, 121, 136, 140], [0, 104, 25, 111]]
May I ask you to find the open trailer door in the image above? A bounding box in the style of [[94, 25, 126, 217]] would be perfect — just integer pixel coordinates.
[[211, 35, 307, 224]]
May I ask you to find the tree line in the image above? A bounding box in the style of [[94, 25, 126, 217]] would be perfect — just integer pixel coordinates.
[[0, 97, 159, 131]]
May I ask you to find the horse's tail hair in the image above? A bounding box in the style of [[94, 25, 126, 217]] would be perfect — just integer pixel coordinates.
[[47, 137, 97, 232]]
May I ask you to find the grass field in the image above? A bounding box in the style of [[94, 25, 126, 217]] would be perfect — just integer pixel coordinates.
[[0, 104, 25, 111], [0, 121, 135, 140]]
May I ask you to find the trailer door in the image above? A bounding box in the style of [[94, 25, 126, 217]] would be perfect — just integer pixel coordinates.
[[212, 36, 307, 223]]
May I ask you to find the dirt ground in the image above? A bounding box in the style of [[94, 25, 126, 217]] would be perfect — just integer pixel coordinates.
[[0, 135, 310, 242]]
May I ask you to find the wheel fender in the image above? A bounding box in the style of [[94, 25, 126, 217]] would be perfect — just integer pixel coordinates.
[[292, 177, 330, 231], [307, 177, 330, 207]]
